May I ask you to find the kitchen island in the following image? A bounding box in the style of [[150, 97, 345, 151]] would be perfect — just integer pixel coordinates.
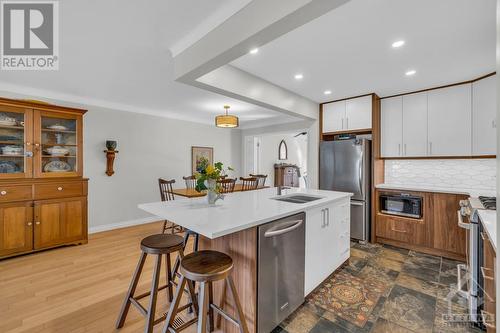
[[139, 187, 351, 333]]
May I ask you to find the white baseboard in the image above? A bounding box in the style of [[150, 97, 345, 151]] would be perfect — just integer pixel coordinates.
[[88, 217, 161, 234]]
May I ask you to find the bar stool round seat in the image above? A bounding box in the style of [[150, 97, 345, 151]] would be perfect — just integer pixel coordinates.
[[140, 234, 183, 254], [180, 250, 233, 282]]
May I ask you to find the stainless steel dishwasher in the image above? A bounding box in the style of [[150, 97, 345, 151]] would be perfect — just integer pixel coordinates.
[[258, 212, 305, 333]]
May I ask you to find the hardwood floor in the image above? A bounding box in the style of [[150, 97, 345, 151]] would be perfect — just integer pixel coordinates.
[[0, 221, 204, 333]]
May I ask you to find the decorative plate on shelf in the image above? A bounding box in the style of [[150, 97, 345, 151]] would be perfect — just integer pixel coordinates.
[[0, 119, 17, 126], [1, 145, 23, 155], [44, 146, 69, 156], [47, 124, 68, 131], [0, 161, 20, 173], [44, 160, 72, 172]]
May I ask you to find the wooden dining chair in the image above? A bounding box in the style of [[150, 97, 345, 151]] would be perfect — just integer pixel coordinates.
[[250, 174, 268, 188], [158, 178, 182, 234], [183, 175, 197, 190], [217, 178, 236, 193], [239, 177, 259, 191]]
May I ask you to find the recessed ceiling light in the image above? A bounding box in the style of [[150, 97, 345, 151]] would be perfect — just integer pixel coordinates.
[[324, 90, 332, 95], [405, 69, 416, 76], [249, 48, 259, 54], [392, 40, 405, 48], [294, 74, 304, 80]]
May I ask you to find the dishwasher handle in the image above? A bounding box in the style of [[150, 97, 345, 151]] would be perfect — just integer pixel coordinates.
[[264, 220, 303, 238]]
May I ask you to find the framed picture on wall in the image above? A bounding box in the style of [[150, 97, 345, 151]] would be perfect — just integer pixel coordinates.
[[192, 146, 213, 174]]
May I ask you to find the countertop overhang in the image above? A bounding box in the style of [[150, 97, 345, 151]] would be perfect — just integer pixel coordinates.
[[139, 188, 352, 239]]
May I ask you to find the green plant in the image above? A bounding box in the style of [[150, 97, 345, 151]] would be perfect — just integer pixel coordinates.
[[195, 161, 234, 192]]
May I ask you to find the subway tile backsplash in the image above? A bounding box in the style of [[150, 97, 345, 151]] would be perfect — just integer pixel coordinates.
[[384, 159, 496, 191]]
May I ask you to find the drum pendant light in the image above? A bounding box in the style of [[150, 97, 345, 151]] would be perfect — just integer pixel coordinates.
[[215, 105, 239, 128]]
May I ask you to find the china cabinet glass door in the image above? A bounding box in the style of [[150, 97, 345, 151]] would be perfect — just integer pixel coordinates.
[[34, 110, 82, 178], [0, 106, 32, 178]]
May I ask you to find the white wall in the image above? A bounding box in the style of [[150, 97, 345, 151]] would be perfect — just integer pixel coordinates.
[[251, 132, 308, 186], [84, 107, 241, 231], [241, 120, 319, 189]]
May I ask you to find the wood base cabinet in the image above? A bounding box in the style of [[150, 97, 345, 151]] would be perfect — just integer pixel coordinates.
[[0, 98, 88, 260], [0, 201, 33, 257], [375, 189, 466, 261], [34, 196, 87, 250], [481, 230, 496, 332]]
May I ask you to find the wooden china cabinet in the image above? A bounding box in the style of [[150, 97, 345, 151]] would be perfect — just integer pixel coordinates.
[[0, 97, 88, 259]]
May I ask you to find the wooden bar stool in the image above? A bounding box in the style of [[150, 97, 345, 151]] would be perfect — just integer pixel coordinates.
[[116, 234, 198, 333], [162, 250, 249, 333]]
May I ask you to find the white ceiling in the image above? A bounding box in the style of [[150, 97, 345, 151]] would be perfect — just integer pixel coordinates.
[[232, 0, 497, 102], [0, 0, 300, 128]]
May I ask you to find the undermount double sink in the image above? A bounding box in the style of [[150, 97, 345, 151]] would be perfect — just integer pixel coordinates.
[[271, 194, 324, 204]]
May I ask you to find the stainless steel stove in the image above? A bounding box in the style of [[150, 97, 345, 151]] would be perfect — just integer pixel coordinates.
[[458, 195, 496, 327]]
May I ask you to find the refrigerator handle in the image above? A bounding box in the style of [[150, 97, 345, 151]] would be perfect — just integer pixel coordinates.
[[358, 160, 363, 197]]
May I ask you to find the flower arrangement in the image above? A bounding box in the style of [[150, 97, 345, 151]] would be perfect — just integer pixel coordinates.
[[195, 161, 233, 193]]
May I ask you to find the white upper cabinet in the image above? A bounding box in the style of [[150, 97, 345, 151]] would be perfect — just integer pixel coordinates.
[[322, 100, 345, 133], [427, 84, 472, 156], [402, 92, 428, 157], [345, 95, 372, 130], [472, 75, 497, 155], [381, 96, 403, 157]]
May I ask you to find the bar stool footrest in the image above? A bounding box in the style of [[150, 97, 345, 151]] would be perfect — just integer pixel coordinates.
[[211, 303, 239, 327]]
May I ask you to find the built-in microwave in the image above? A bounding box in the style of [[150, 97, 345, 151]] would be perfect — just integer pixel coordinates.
[[379, 193, 423, 219]]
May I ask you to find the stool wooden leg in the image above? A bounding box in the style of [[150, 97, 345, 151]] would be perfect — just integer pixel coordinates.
[[116, 252, 147, 328], [197, 282, 209, 333], [165, 253, 173, 302], [208, 282, 214, 332], [162, 276, 187, 333], [145, 254, 162, 333], [227, 276, 249, 333]]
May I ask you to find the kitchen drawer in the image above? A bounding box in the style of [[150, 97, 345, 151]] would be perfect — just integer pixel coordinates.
[[376, 214, 426, 245], [0, 185, 32, 202], [34, 182, 83, 199]]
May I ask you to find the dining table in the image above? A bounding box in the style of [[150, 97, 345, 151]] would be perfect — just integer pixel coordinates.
[[171, 184, 269, 198]]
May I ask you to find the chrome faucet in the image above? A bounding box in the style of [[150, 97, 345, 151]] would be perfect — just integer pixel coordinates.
[[277, 185, 291, 195]]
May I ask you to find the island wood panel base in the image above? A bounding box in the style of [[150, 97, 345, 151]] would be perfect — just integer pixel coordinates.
[[199, 227, 257, 333]]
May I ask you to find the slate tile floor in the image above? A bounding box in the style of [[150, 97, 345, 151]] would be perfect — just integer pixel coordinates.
[[274, 243, 484, 333]]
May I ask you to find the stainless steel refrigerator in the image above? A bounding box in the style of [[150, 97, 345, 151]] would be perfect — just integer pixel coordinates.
[[319, 139, 371, 241]]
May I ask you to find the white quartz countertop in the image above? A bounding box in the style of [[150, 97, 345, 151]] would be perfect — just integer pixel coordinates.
[[139, 188, 352, 239], [375, 184, 496, 197], [478, 210, 497, 252]]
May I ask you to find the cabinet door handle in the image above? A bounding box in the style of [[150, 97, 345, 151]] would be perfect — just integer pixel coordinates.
[[26, 142, 31, 146], [321, 209, 325, 227], [391, 227, 407, 233], [35, 221, 40, 225], [326, 208, 330, 226], [27, 222, 32, 226], [0, 190, 7, 195], [57, 187, 63, 191]]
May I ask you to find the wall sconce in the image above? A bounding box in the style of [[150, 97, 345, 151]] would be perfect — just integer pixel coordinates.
[[104, 140, 118, 176]]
